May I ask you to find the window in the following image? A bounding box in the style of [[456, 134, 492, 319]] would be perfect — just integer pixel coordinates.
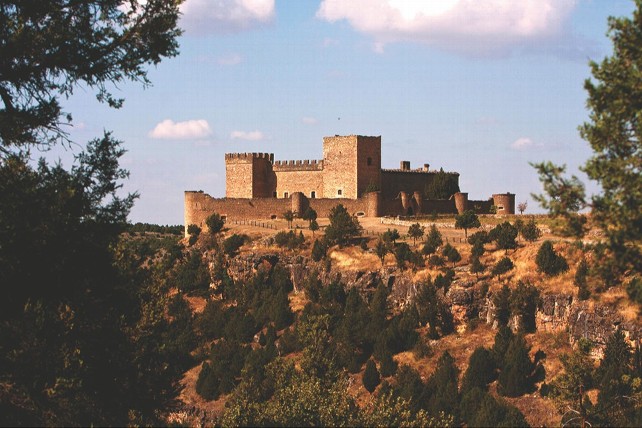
[[367, 157, 372, 166], [497, 205, 504, 211], [311, 191, 316, 198], [337, 189, 342, 196], [284, 192, 289, 198]]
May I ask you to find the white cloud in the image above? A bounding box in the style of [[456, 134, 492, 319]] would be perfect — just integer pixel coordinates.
[[149, 119, 212, 140], [317, 0, 577, 57], [217, 53, 243, 66], [230, 130, 265, 141], [302, 117, 318, 125], [511, 137, 542, 150], [180, 0, 275, 36]]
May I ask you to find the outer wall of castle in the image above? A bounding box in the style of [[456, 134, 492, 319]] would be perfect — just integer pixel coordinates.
[[186, 135, 515, 234]]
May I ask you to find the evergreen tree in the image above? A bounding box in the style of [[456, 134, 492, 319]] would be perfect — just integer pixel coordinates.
[[468, 230, 489, 246], [309, 219, 319, 237], [455, 210, 481, 239], [426, 351, 460, 421], [424, 168, 460, 199], [470, 256, 485, 279], [520, 217, 543, 242], [407, 223, 425, 245], [282, 210, 295, 229], [375, 238, 389, 267], [471, 240, 485, 258], [498, 334, 539, 397], [311, 239, 327, 261], [302, 207, 318, 226], [362, 360, 381, 393], [492, 256, 514, 280], [422, 224, 443, 255], [442, 243, 462, 268], [489, 221, 518, 253], [461, 347, 496, 393], [205, 213, 225, 234], [492, 325, 514, 368], [493, 284, 512, 326], [578, 2, 642, 277], [325, 204, 361, 246], [382, 228, 400, 245], [510, 280, 540, 333], [535, 240, 569, 276], [575, 258, 591, 300]]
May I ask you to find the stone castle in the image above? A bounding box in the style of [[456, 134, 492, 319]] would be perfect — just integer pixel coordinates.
[[184, 135, 514, 231]]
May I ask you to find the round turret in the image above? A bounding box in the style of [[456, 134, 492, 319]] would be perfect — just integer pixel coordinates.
[[366, 191, 382, 217], [290, 192, 309, 216], [492, 193, 515, 215], [454, 192, 468, 214]]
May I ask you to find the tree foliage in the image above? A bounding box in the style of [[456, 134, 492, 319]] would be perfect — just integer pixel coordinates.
[[407, 223, 425, 245], [205, 213, 225, 234], [491, 256, 514, 280], [520, 217, 543, 242], [324, 204, 361, 246], [424, 168, 460, 199], [535, 241, 569, 276], [0, 0, 182, 151], [454, 210, 481, 239], [422, 224, 443, 255], [489, 221, 518, 253]]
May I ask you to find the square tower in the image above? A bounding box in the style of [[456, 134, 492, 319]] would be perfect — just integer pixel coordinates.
[[225, 153, 275, 198], [322, 135, 381, 199]]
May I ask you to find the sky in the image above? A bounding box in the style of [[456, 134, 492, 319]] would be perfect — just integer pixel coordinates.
[[57, 0, 636, 225]]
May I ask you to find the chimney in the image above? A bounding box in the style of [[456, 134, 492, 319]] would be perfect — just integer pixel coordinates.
[[400, 161, 410, 171], [423, 164, 430, 171]]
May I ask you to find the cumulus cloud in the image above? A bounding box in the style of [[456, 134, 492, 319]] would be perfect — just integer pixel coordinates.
[[317, 0, 578, 57], [302, 117, 318, 125], [217, 53, 243, 66], [180, 0, 275, 36], [230, 130, 265, 141], [149, 119, 212, 140], [511, 137, 543, 150]]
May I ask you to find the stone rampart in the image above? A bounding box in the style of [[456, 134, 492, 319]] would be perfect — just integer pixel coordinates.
[[272, 159, 323, 171]]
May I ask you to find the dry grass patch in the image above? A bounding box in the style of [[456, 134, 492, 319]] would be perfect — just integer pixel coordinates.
[[601, 287, 640, 322], [329, 246, 380, 271]]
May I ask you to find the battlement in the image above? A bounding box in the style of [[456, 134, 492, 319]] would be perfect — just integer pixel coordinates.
[[273, 159, 324, 171], [225, 152, 274, 162], [381, 168, 459, 175]]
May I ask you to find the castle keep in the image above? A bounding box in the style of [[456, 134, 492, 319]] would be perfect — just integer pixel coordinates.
[[185, 135, 514, 231]]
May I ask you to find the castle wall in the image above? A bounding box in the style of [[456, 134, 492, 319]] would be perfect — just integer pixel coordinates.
[[274, 169, 324, 199], [380, 169, 459, 200], [323, 135, 358, 199]]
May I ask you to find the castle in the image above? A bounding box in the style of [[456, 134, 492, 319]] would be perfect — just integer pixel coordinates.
[[184, 135, 514, 232]]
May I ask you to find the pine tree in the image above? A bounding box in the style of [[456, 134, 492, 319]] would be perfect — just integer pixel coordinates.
[[461, 347, 496, 393], [362, 360, 381, 393], [498, 334, 538, 397], [493, 284, 512, 326], [470, 256, 485, 279], [455, 210, 481, 239], [426, 351, 460, 421], [422, 224, 443, 255], [536, 240, 569, 276], [575, 258, 591, 300], [510, 280, 540, 333], [491, 256, 514, 280], [520, 217, 543, 242]]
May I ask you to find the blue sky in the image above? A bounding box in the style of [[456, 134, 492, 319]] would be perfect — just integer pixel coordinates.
[[57, 0, 635, 225]]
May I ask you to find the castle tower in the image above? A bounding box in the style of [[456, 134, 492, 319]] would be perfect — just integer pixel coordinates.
[[454, 192, 468, 214], [225, 153, 275, 198], [492, 193, 516, 215], [322, 135, 381, 199]]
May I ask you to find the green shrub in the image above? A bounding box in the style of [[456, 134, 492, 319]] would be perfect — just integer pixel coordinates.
[[535, 240, 569, 276]]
